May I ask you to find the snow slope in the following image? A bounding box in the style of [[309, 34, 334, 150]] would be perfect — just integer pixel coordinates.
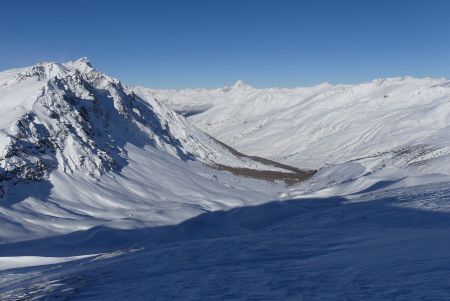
[[136, 77, 450, 195], [0, 59, 298, 244], [2, 181, 450, 300], [3, 60, 450, 299]]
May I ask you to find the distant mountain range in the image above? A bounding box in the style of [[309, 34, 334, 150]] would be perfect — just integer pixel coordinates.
[[136, 76, 450, 196]]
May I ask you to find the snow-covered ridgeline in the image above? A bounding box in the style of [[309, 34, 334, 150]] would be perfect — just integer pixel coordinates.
[[0, 59, 301, 190], [137, 77, 450, 194], [0, 59, 296, 243]]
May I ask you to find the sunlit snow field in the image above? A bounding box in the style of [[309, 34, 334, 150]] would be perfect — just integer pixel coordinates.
[[2, 60, 450, 299]]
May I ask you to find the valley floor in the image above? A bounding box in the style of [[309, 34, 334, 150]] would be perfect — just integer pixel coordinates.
[[2, 182, 450, 300]]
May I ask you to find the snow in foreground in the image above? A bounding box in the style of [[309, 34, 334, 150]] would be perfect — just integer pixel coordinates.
[[1, 182, 450, 300]]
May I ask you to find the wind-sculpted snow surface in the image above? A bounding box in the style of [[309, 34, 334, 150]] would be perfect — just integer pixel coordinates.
[[2, 182, 450, 300]]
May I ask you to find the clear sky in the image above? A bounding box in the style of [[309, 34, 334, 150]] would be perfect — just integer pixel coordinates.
[[1, 0, 450, 88]]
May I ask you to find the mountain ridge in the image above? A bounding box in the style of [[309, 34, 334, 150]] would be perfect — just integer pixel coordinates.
[[136, 75, 450, 197], [0, 58, 314, 244]]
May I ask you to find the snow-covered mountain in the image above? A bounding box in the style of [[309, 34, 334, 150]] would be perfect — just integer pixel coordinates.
[[136, 77, 450, 196], [0, 59, 313, 244], [0, 60, 298, 185], [3, 63, 450, 300]]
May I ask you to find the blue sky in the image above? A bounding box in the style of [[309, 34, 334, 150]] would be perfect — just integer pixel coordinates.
[[1, 0, 450, 88]]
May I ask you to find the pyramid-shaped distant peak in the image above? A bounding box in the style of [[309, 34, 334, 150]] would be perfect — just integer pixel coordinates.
[[232, 80, 251, 89], [75, 56, 90, 63]]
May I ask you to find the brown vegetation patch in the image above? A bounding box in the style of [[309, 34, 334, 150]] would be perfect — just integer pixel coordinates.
[[215, 164, 316, 186], [210, 136, 316, 185]]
